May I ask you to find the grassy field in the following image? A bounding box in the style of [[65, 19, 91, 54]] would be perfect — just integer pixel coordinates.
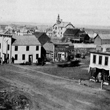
[[31, 57, 90, 80]]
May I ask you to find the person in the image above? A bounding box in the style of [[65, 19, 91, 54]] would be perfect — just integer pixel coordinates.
[[11, 57, 15, 63], [0, 57, 3, 65], [98, 72, 103, 82]]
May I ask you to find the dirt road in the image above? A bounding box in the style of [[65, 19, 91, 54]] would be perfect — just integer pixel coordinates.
[[0, 64, 110, 110]]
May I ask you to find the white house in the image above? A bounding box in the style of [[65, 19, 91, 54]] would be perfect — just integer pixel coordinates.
[[12, 35, 41, 64], [52, 15, 75, 38], [0, 34, 12, 63], [89, 51, 110, 84]]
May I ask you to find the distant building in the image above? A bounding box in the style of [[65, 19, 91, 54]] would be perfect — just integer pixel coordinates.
[[80, 33, 90, 43], [52, 14, 75, 38], [94, 34, 110, 46], [88, 33, 97, 43], [46, 28, 53, 38], [62, 28, 90, 43], [62, 28, 81, 42]]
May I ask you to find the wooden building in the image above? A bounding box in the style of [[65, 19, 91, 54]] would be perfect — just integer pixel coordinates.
[[52, 15, 75, 38], [12, 35, 41, 64], [53, 43, 74, 62], [89, 51, 110, 85], [0, 34, 12, 63], [94, 34, 110, 46]]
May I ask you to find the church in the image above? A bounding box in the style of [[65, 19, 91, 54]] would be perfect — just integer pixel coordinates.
[[52, 15, 75, 38]]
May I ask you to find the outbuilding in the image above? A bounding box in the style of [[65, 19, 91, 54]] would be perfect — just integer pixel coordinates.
[[94, 34, 110, 46]]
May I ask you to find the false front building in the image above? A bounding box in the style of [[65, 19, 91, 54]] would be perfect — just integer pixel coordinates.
[[89, 51, 110, 85]]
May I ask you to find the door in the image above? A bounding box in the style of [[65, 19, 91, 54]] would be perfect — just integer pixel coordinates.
[[29, 55, 33, 64]]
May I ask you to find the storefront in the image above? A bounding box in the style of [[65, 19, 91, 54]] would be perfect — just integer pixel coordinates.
[[53, 43, 74, 62], [89, 51, 110, 85]]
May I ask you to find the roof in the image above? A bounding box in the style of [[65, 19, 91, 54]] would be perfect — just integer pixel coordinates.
[[73, 43, 96, 48], [12, 35, 40, 46], [80, 33, 89, 38], [90, 51, 110, 56], [53, 22, 74, 28], [33, 32, 44, 38], [97, 34, 110, 40], [64, 28, 80, 36], [53, 42, 71, 46], [43, 42, 54, 52], [88, 33, 97, 39], [0, 33, 12, 37]]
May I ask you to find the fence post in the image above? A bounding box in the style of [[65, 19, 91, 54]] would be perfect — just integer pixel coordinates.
[[101, 80, 103, 90]]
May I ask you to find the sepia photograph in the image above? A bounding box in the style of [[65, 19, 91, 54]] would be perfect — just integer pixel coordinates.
[[0, 0, 110, 110]]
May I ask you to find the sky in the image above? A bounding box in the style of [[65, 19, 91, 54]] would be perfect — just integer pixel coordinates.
[[0, 0, 110, 26]]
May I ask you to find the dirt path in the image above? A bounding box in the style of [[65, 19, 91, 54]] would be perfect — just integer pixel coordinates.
[[0, 64, 110, 110]]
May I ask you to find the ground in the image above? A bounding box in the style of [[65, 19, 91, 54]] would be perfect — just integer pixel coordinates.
[[0, 57, 110, 110]]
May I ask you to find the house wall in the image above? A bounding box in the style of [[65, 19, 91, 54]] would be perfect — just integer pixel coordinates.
[[12, 45, 41, 64], [102, 39, 110, 44], [0, 36, 12, 61], [94, 36, 102, 46], [90, 53, 110, 71]]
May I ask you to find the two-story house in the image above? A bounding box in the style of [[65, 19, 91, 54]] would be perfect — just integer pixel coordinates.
[[12, 35, 41, 64]]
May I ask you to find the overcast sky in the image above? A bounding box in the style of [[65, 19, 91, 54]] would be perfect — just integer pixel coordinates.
[[0, 0, 110, 26]]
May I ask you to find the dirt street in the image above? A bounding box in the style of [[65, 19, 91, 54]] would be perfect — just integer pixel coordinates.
[[0, 64, 110, 110]]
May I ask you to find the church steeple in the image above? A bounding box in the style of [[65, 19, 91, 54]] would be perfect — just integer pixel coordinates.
[[57, 14, 61, 24]]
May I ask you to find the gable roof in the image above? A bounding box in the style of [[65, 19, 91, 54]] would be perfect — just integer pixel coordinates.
[[43, 42, 54, 52], [64, 28, 80, 36], [80, 33, 89, 38], [12, 35, 40, 46], [88, 33, 97, 39], [53, 22, 74, 28]]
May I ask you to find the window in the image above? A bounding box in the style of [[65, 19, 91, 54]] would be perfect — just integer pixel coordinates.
[[15, 46, 18, 51], [15, 54, 18, 60], [105, 57, 108, 66], [26, 46, 29, 51], [36, 46, 39, 51], [36, 54, 38, 59], [22, 54, 25, 60], [93, 55, 96, 64], [99, 56, 102, 65], [7, 44, 10, 50]]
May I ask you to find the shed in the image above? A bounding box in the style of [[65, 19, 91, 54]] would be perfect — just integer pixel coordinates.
[[94, 34, 110, 46]]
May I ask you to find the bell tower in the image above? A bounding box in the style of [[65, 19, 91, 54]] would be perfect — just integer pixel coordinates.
[[56, 14, 61, 24]]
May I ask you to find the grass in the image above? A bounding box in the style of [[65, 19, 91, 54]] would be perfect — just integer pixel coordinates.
[[34, 57, 90, 80]]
